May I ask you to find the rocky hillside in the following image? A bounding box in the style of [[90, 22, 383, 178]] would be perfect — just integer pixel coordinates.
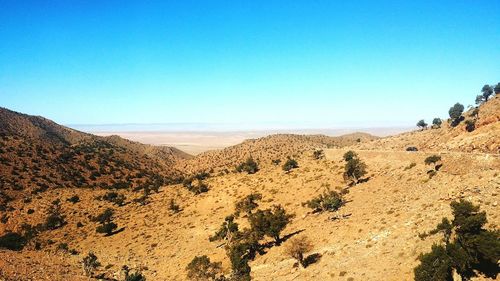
[[178, 133, 378, 173], [0, 96, 498, 281], [0, 107, 189, 206], [353, 96, 500, 153]]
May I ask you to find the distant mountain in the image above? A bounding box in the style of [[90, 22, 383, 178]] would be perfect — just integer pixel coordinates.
[[0, 107, 190, 204]]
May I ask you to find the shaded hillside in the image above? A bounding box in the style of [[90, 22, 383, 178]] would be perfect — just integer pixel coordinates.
[[177, 133, 378, 173], [354, 96, 500, 153], [0, 107, 189, 206]]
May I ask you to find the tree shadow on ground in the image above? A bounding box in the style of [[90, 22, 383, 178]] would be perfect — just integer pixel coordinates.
[[252, 229, 306, 258], [104, 227, 125, 237]]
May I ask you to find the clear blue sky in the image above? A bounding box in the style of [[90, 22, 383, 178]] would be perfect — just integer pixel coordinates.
[[1, 1, 499, 129]]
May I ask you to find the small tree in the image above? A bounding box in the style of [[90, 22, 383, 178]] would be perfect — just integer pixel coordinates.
[[186, 179, 209, 195], [481, 84, 493, 101], [416, 120, 428, 130], [343, 158, 367, 184], [234, 193, 262, 217], [249, 205, 294, 245], [448, 103, 464, 127], [465, 119, 476, 132], [186, 255, 223, 281], [92, 208, 114, 224], [285, 236, 314, 268], [236, 157, 259, 174], [303, 189, 343, 213], [424, 155, 441, 167], [432, 118, 442, 128], [343, 151, 358, 162], [82, 252, 100, 277], [96, 221, 118, 236], [494, 82, 500, 95], [282, 158, 298, 172]]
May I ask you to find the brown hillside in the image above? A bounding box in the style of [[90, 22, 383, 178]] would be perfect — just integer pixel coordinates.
[[178, 133, 378, 173], [0, 107, 188, 205], [0, 104, 498, 281], [354, 96, 500, 153]]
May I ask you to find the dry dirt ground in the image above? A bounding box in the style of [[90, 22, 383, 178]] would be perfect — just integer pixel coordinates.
[[1, 148, 498, 280]]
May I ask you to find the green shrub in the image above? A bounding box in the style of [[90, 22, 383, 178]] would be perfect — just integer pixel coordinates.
[[481, 84, 493, 101], [343, 151, 358, 162], [186, 255, 223, 281], [45, 207, 65, 230], [282, 158, 298, 172], [96, 221, 118, 235], [92, 208, 114, 224], [432, 118, 442, 128], [414, 200, 500, 280], [343, 157, 367, 184], [82, 252, 100, 277], [236, 157, 259, 174], [227, 242, 251, 281], [0, 232, 26, 251], [234, 193, 262, 217], [187, 180, 209, 195], [449, 103, 464, 127], [209, 215, 239, 242], [67, 195, 80, 204], [414, 244, 452, 281], [416, 119, 428, 130], [249, 205, 294, 245], [303, 189, 343, 213], [465, 119, 476, 132], [424, 155, 441, 166], [102, 192, 126, 206]]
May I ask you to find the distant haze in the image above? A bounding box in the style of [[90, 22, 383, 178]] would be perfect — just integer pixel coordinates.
[[72, 124, 411, 155]]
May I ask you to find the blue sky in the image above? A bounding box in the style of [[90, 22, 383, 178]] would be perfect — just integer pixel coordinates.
[[1, 1, 499, 129]]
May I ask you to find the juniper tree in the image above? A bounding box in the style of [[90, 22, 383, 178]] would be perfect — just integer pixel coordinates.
[[416, 120, 428, 130], [481, 84, 493, 101], [432, 118, 442, 128], [343, 151, 358, 162], [448, 103, 464, 127], [343, 157, 367, 184], [186, 255, 223, 281], [249, 205, 294, 245], [282, 158, 298, 172], [236, 157, 259, 174], [234, 193, 262, 217], [414, 200, 500, 281], [494, 82, 500, 95], [303, 189, 344, 213]]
